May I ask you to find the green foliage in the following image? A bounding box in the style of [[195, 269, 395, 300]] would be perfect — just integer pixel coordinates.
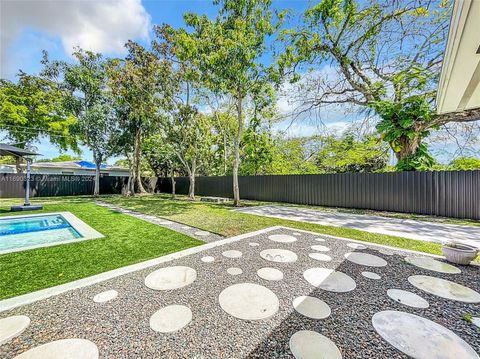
[[279, 0, 452, 171], [266, 137, 318, 175], [315, 134, 389, 173], [37, 154, 82, 163], [448, 157, 480, 171], [239, 118, 274, 175], [0, 73, 78, 152], [373, 96, 436, 171]]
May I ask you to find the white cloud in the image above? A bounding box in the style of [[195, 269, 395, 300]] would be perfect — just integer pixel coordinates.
[[1, 0, 151, 75]]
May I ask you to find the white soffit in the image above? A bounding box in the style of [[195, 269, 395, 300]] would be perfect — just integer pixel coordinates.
[[437, 0, 480, 114]]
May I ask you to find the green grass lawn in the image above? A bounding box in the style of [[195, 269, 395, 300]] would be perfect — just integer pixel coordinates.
[[0, 198, 203, 300], [102, 194, 446, 257]]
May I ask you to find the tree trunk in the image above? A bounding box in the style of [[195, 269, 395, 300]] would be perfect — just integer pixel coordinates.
[[133, 128, 146, 194], [170, 168, 176, 199], [395, 135, 421, 162], [188, 158, 196, 199], [93, 150, 102, 197], [15, 156, 23, 174], [223, 133, 228, 175], [233, 94, 243, 207]]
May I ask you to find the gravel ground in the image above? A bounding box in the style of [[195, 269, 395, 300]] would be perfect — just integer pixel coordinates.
[[95, 201, 223, 242], [1, 227, 479, 358]]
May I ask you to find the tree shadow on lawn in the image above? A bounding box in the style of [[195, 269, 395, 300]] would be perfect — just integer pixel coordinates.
[[244, 249, 480, 359]]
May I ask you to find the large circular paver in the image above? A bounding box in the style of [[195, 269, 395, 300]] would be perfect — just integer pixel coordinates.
[[0, 315, 30, 346], [372, 310, 478, 359], [303, 268, 356, 293], [311, 245, 330, 252], [145, 266, 197, 291], [289, 330, 341, 359], [93, 290, 118, 303], [149, 305, 192, 333], [201, 256, 215, 263], [405, 257, 460, 274], [408, 275, 480, 303], [219, 283, 279, 320], [308, 253, 332, 262], [387, 289, 429, 308], [312, 237, 325, 242], [260, 249, 298, 263], [361, 271, 381, 280], [14, 339, 99, 359], [227, 267, 243, 275], [292, 296, 331, 319], [268, 234, 297, 243], [222, 250, 242, 258], [347, 243, 367, 250], [344, 252, 387, 267], [257, 267, 283, 281]]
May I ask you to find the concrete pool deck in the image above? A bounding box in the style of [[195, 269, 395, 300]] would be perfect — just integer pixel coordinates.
[[234, 205, 480, 248], [1, 226, 479, 358]]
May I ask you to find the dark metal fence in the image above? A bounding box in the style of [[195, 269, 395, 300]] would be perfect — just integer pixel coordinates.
[[160, 171, 480, 220], [1, 171, 479, 220]]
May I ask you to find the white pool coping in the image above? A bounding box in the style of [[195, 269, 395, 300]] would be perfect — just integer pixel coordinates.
[[0, 212, 104, 255], [1, 225, 474, 314]]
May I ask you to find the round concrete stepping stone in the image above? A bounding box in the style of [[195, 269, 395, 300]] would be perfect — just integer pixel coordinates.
[[304, 268, 356, 293], [289, 330, 341, 359], [472, 317, 480, 328], [14, 339, 99, 359], [408, 275, 480, 303], [378, 248, 394, 256], [195, 230, 210, 236], [268, 234, 297, 243], [93, 290, 118, 303], [387, 289, 429, 308], [292, 232, 301, 236], [145, 266, 197, 291], [347, 242, 367, 250], [292, 296, 331, 319], [372, 310, 478, 359], [344, 252, 387, 267], [249, 242, 260, 247], [361, 271, 381, 280], [219, 283, 279, 320], [222, 250, 242, 258], [227, 267, 243, 275], [312, 237, 325, 242], [0, 315, 30, 346], [257, 267, 283, 281], [405, 256, 460, 274], [311, 245, 330, 252], [308, 253, 332, 262], [201, 256, 215, 263], [149, 305, 192, 333], [260, 249, 298, 263]]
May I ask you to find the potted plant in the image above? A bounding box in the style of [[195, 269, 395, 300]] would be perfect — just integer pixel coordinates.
[[442, 242, 479, 265]]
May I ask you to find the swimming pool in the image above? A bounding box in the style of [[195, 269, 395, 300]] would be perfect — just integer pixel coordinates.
[[0, 212, 104, 254]]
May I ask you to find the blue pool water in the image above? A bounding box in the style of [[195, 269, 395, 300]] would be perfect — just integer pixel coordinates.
[[0, 214, 82, 252]]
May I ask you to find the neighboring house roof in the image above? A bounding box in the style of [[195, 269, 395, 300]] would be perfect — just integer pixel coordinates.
[[437, 0, 480, 114], [29, 161, 128, 172]]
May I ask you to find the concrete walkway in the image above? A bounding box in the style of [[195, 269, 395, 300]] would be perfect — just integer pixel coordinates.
[[95, 201, 223, 242], [234, 205, 480, 248]]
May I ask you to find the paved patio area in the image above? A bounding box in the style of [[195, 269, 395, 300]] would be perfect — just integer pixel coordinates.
[[1, 227, 479, 358], [234, 205, 480, 248]]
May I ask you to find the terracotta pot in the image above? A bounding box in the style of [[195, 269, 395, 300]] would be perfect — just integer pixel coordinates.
[[442, 243, 478, 265]]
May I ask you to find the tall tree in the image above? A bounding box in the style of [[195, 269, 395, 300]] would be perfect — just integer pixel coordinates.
[[42, 49, 117, 196], [279, 0, 480, 170], [107, 41, 173, 195], [0, 72, 77, 172], [175, 0, 283, 205]]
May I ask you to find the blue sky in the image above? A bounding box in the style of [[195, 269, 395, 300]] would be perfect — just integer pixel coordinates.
[[1, 0, 477, 164]]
